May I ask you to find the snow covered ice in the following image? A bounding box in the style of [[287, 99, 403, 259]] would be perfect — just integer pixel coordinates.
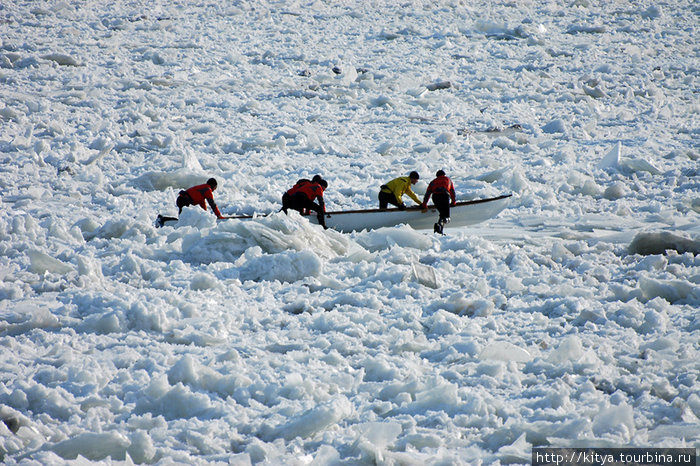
[[1, 0, 698, 464]]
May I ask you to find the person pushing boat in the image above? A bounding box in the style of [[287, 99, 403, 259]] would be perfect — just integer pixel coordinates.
[[156, 177, 224, 227], [421, 170, 456, 234], [378, 171, 421, 210], [282, 177, 329, 229]]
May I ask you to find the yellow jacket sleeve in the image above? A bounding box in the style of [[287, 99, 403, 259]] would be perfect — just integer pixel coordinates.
[[404, 185, 421, 204]]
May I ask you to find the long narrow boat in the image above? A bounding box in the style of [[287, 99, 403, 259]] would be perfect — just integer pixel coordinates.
[[223, 194, 512, 233]]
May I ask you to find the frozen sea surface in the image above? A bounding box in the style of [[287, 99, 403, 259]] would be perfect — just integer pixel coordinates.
[[0, 0, 698, 464]]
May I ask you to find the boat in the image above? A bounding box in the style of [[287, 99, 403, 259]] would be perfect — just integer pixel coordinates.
[[223, 194, 512, 233]]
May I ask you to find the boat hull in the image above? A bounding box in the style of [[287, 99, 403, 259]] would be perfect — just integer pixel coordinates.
[[223, 194, 512, 233], [312, 194, 512, 233]]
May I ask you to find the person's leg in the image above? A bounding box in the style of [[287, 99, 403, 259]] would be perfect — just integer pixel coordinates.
[[378, 191, 400, 209], [378, 191, 390, 209], [176, 192, 191, 215], [304, 199, 327, 229], [281, 193, 291, 213], [156, 215, 179, 228], [158, 193, 189, 228], [285, 193, 308, 215], [433, 193, 450, 223], [432, 193, 451, 234]]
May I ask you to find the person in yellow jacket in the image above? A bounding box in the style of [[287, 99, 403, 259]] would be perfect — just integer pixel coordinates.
[[378, 171, 421, 209]]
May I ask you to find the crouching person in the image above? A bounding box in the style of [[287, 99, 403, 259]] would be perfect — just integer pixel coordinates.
[[157, 177, 224, 227], [282, 178, 329, 229]]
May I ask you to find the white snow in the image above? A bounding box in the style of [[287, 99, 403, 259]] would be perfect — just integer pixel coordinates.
[[0, 0, 698, 464]]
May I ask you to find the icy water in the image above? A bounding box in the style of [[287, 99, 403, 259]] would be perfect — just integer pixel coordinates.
[[0, 0, 698, 464]]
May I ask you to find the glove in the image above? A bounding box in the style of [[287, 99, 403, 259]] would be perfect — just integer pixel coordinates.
[[420, 203, 427, 209], [450, 201, 456, 207]]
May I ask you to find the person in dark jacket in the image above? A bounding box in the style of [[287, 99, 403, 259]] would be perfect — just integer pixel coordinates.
[[282, 178, 328, 229], [156, 178, 224, 227], [421, 170, 456, 234]]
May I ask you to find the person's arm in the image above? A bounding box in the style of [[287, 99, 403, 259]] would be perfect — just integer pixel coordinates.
[[406, 185, 421, 205], [203, 189, 223, 218], [207, 197, 223, 218], [314, 186, 327, 213], [449, 182, 456, 206], [421, 181, 433, 208], [314, 189, 328, 229]]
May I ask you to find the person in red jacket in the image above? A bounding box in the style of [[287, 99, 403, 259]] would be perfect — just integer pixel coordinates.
[[421, 170, 456, 234], [282, 178, 328, 229], [156, 178, 223, 227], [176, 178, 223, 218]]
